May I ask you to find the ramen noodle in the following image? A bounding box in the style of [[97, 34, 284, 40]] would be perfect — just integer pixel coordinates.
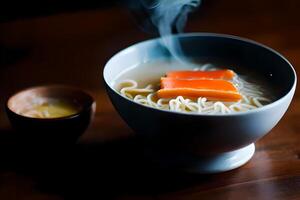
[[116, 62, 271, 114]]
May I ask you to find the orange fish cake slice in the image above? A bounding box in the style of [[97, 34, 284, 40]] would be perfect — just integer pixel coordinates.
[[166, 69, 235, 80], [158, 78, 242, 102]]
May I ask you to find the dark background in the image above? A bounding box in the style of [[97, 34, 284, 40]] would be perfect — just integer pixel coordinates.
[[0, 0, 299, 200], [0, 1, 117, 22]]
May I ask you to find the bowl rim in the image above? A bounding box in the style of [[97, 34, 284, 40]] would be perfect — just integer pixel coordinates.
[[103, 32, 297, 117], [6, 84, 96, 121]]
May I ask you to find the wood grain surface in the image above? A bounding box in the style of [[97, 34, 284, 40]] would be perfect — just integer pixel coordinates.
[[0, 0, 299, 199]]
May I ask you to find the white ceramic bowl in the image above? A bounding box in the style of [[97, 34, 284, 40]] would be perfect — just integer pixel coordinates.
[[103, 33, 296, 173]]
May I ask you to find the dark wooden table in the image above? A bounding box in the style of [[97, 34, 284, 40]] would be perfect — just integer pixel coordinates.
[[0, 0, 299, 199]]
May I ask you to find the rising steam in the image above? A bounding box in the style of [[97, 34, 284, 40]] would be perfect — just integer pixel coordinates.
[[139, 0, 202, 62]]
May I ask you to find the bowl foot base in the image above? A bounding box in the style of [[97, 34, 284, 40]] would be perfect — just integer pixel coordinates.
[[146, 143, 255, 174]]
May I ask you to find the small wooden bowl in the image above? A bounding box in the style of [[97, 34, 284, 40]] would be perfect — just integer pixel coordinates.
[[6, 85, 96, 145]]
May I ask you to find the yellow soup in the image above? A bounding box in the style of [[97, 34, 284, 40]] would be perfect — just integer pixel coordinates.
[[20, 99, 80, 118]]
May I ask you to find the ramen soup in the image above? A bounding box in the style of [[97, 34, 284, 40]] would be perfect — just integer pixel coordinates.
[[113, 59, 272, 114], [17, 98, 80, 118]]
